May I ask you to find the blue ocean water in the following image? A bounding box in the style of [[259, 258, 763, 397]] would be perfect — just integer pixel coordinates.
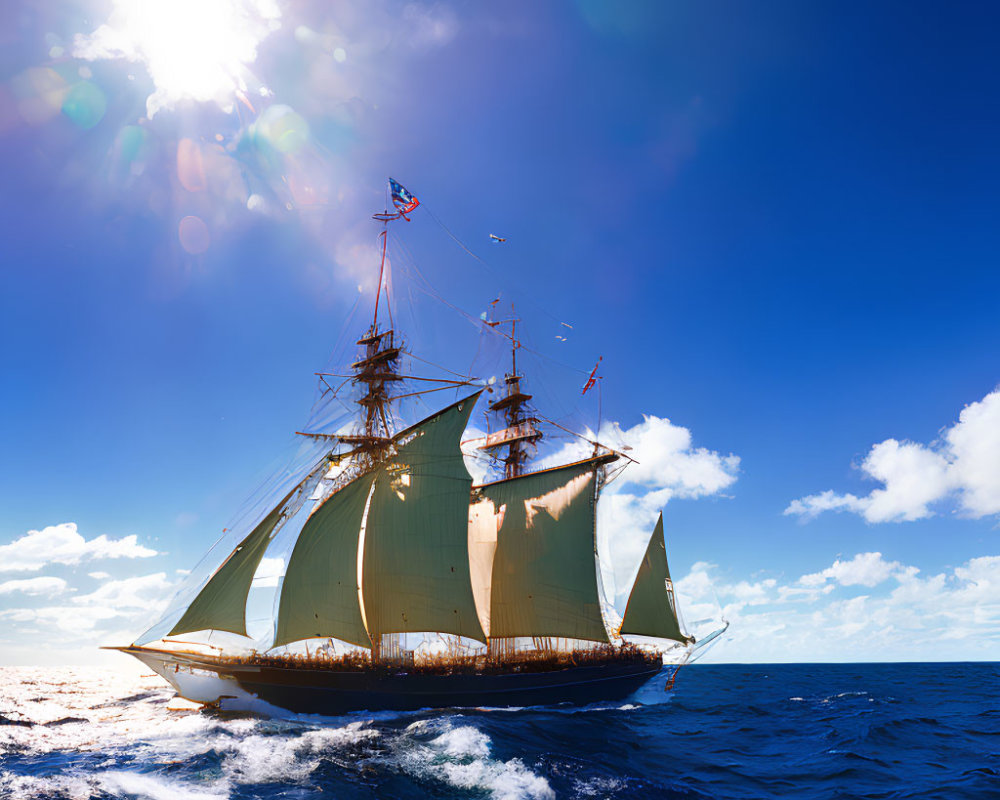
[[1, 662, 997, 799]]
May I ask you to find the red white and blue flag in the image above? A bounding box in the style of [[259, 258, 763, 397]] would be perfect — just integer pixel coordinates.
[[389, 178, 420, 216]]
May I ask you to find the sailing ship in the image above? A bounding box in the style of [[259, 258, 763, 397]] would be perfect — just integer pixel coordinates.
[[108, 180, 723, 714]]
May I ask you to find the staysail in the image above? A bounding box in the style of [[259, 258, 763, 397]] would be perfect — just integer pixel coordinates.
[[361, 393, 486, 642], [272, 470, 377, 648], [168, 454, 334, 637], [478, 457, 610, 642], [619, 512, 691, 643]]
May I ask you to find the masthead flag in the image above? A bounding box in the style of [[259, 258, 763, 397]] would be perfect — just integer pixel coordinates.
[[389, 178, 420, 216]]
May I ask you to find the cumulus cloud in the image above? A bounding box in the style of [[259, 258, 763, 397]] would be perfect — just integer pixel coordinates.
[[0, 577, 69, 598], [0, 523, 158, 573], [71, 572, 174, 610], [799, 552, 908, 588], [0, 572, 177, 641], [535, 415, 739, 602], [676, 550, 1000, 662], [786, 387, 1000, 523]]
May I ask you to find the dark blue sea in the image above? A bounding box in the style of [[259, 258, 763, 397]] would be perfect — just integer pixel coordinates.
[[1, 662, 997, 799]]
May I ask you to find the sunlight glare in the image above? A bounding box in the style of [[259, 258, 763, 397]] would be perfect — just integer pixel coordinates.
[[74, 0, 281, 117]]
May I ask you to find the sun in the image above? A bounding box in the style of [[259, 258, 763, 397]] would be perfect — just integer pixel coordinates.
[[74, 0, 281, 116]]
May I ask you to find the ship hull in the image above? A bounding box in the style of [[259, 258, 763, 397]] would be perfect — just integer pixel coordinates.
[[114, 646, 664, 715]]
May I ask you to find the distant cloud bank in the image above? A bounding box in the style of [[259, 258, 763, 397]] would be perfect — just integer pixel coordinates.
[[681, 551, 1000, 662]]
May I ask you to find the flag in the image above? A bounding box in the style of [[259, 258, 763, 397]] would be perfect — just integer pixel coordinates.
[[389, 177, 420, 215], [582, 356, 602, 395]]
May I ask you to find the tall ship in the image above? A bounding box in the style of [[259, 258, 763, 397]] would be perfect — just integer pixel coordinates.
[[108, 180, 724, 715]]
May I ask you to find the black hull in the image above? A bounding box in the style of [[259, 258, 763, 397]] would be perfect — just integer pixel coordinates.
[[116, 647, 664, 714], [238, 661, 662, 714]]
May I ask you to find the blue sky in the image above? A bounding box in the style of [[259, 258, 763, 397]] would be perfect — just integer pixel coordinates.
[[1, 1, 998, 664]]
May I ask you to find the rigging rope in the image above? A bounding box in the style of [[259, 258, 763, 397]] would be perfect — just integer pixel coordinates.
[[421, 203, 576, 335], [389, 229, 591, 377]]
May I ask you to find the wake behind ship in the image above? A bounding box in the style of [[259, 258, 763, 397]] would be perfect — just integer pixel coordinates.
[[108, 179, 724, 715]]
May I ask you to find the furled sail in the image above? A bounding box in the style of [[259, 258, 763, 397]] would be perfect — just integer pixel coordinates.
[[619, 512, 691, 643], [167, 454, 335, 638], [480, 458, 610, 642], [272, 470, 377, 648], [362, 393, 487, 642]]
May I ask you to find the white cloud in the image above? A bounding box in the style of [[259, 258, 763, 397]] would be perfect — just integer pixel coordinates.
[[945, 391, 1000, 517], [88, 571, 111, 580], [0, 604, 122, 635], [587, 415, 740, 498], [461, 423, 491, 485], [72, 573, 174, 610], [786, 387, 1000, 523], [541, 415, 740, 601], [681, 550, 1000, 663], [799, 552, 906, 588], [0, 577, 68, 597], [251, 557, 284, 588], [0, 523, 158, 573], [0, 572, 179, 643]]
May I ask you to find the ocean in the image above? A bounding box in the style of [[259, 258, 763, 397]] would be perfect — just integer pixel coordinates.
[[0, 662, 996, 799]]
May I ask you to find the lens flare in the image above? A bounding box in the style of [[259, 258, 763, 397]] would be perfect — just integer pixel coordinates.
[[10, 68, 68, 125], [61, 81, 107, 129], [178, 215, 211, 254], [253, 104, 309, 154], [73, 0, 281, 117], [177, 138, 207, 192]]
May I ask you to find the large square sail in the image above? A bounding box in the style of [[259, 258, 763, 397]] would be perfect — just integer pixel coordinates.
[[361, 394, 486, 642], [479, 459, 610, 643]]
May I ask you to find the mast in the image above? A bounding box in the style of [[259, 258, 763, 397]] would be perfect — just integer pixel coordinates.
[[347, 324, 402, 468], [471, 454, 619, 661], [345, 205, 405, 469], [482, 311, 542, 479]]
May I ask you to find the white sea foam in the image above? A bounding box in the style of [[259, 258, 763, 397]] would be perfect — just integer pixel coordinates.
[[0, 770, 227, 800], [99, 771, 229, 800], [0, 772, 96, 800], [394, 717, 555, 800], [2, 668, 556, 800], [220, 722, 379, 784], [429, 725, 491, 758]]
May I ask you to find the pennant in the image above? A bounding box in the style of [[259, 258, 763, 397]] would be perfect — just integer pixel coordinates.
[[582, 356, 602, 395]]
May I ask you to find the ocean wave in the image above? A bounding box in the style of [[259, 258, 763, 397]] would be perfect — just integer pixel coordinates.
[[2, 664, 997, 800], [392, 717, 555, 800]]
